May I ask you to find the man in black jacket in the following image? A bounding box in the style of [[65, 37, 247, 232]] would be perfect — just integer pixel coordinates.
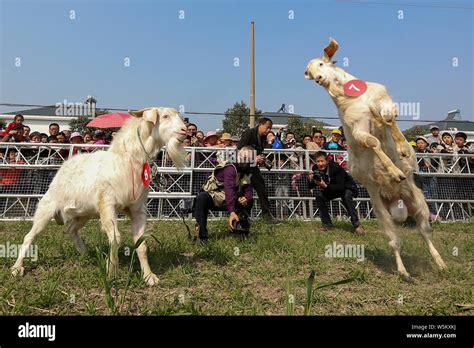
[[238, 117, 278, 223], [308, 151, 365, 234]]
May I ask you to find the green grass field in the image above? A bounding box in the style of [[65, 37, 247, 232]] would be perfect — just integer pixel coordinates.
[[0, 219, 472, 315]]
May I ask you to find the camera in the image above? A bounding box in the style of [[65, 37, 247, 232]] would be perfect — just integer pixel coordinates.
[[233, 206, 250, 235], [312, 170, 327, 184], [232, 186, 251, 235], [263, 158, 273, 171]]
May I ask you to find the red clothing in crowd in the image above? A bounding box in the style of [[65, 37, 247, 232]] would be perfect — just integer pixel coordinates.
[[0, 159, 25, 185]]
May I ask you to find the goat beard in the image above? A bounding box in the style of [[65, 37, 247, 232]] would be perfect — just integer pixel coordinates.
[[166, 136, 187, 169]]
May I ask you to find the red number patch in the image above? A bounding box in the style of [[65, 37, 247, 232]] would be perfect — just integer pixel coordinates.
[[142, 162, 151, 187]]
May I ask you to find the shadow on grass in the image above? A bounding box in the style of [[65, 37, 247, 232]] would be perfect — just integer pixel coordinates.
[[365, 247, 433, 277]]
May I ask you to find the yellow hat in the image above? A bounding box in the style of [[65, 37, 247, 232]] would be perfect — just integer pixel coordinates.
[[220, 133, 232, 141], [332, 129, 342, 135]]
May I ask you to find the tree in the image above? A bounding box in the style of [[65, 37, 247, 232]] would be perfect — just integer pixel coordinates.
[[68, 116, 94, 134], [402, 125, 430, 142], [286, 117, 328, 141], [0, 119, 5, 131], [222, 101, 261, 137], [302, 119, 328, 138], [287, 116, 305, 141]]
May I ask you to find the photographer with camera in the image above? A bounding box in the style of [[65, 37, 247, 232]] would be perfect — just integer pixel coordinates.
[[193, 146, 255, 243], [308, 151, 365, 234], [237, 117, 278, 224]]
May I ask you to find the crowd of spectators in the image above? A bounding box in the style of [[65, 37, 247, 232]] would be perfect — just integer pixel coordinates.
[[2, 114, 473, 171], [1, 114, 473, 221]]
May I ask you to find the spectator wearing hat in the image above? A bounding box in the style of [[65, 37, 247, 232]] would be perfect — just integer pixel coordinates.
[[201, 131, 219, 166], [454, 132, 468, 151], [426, 125, 442, 145], [414, 136, 439, 220], [216, 133, 233, 164], [322, 129, 343, 150], [415, 136, 433, 171], [440, 132, 457, 170], [70, 132, 82, 144], [231, 136, 240, 147], [220, 133, 233, 147], [69, 132, 83, 155], [454, 132, 473, 172], [204, 131, 219, 147]]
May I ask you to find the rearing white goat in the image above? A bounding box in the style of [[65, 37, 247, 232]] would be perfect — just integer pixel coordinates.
[[305, 38, 447, 281], [11, 107, 187, 286]]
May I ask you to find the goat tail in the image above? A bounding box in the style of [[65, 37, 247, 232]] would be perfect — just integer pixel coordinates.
[[389, 199, 408, 223]]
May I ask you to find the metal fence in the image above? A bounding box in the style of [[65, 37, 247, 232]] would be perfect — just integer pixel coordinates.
[[1, 142, 473, 221]]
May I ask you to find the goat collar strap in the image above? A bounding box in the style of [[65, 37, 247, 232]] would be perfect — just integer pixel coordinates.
[[137, 126, 153, 161]]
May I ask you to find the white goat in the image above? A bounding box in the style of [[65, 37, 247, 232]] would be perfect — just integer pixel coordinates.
[[11, 107, 187, 286], [305, 38, 447, 281]]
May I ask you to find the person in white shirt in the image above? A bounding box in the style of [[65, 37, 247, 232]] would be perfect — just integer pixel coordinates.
[[426, 125, 442, 145]]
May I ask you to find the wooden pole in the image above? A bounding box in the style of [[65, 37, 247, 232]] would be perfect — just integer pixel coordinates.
[[249, 21, 255, 128]]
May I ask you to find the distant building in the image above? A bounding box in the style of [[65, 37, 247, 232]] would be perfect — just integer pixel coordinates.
[[0, 96, 105, 134], [424, 109, 474, 143], [262, 104, 335, 133]]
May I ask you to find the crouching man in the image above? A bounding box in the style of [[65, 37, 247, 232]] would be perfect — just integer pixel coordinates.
[[193, 146, 255, 243], [308, 151, 365, 234]]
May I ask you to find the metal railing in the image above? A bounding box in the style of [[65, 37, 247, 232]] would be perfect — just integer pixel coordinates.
[[1, 142, 473, 221]]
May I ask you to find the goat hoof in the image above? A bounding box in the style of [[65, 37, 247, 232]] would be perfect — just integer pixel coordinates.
[[436, 260, 448, 270], [144, 272, 159, 286], [11, 266, 24, 277], [391, 169, 406, 183], [400, 273, 414, 283]]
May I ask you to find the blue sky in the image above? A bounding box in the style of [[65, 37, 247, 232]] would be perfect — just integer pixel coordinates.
[[0, 0, 472, 131]]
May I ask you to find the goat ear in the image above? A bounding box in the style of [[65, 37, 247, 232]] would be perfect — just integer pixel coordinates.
[[128, 108, 149, 118], [322, 37, 339, 62], [142, 108, 159, 125]]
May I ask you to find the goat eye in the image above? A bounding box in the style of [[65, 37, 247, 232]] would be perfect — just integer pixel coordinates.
[[319, 62, 324, 67]]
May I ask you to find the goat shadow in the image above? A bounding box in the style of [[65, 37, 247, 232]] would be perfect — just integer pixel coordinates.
[[332, 222, 434, 277], [364, 247, 434, 277]]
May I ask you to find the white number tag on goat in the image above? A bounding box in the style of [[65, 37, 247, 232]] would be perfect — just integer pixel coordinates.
[[142, 162, 151, 187]]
